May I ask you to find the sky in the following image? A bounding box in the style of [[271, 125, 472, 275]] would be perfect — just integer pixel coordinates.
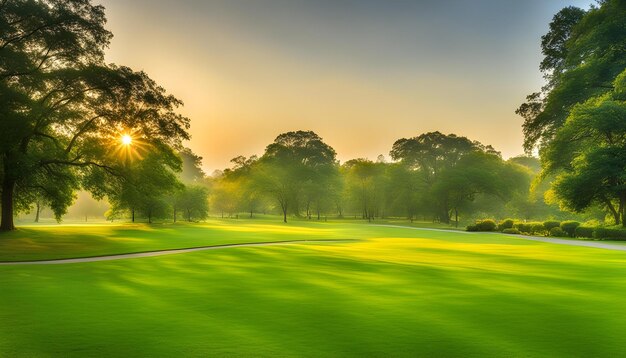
[[98, 0, 592, 173]]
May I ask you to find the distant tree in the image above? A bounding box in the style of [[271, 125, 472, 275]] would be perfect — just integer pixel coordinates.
[[174, 185, 209, 222], [109, 151, 181, 223], [390, 132, 493, 223], [210, 176, 240, 218], [256, 131, 337, 223], [386, 163, 422, 221], [342, 159, 387, 221], [178, 148, 206, 185], [225, 155, 265, 218], [432, 152, 527, 226], [0, 0, 189, 231]]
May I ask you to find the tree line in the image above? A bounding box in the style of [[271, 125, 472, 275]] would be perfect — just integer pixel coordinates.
[[208, 130, 590, 225]]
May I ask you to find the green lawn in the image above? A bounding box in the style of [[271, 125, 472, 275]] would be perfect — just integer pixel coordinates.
[[1, 220, 626, 357]]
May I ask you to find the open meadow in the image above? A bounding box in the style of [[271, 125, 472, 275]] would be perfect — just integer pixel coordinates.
[[2, 219, 626, 357]]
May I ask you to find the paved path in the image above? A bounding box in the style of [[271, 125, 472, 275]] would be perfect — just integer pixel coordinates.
[[372, 224, 626, 252], [0, 239, 351, 266], [371, 224, 472, 234]]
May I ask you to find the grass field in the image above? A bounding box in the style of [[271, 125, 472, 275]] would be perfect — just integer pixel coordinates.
[[1, 219, 626, 357]]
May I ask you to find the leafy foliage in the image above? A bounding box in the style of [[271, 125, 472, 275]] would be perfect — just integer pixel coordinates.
[[0, 0, 190, 230]]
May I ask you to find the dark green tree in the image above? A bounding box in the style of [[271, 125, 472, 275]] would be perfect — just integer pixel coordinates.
[[543, 70, 626, 226], [432, 152, 527, 227], [109, 151, 181, 223], [390, 132, 495, 223], [518, 1, 626, 152], [256, 131, 337, 223], [0, 0, 189, 230]]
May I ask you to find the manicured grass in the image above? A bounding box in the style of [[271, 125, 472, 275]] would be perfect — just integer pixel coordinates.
[[0, 218, 456, 261], [1, 221, 626, 356]]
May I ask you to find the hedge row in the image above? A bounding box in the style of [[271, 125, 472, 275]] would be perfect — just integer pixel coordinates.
[[466, 219, 626, 240]]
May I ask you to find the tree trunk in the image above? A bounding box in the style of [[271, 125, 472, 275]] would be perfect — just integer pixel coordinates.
[[173, 208, 177, 223], [621, 193, 626, 228], [35, 201, 41, 223], [0, 178, 15, 231], [604, 197, 620, 226], [131, 208, 135, 223], [455, 208, 459, 228]]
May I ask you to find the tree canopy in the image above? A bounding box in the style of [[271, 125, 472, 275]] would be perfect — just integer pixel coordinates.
[[543, 69, 626, 225], [0, 0, 190, 230], [518, 0, 626, 152]]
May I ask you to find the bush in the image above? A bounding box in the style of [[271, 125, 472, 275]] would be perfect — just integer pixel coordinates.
[[575, 226, 595, 239], [515, 223, 532, 234], [560, 221, 580, 237], [498, 219, 515, 231], [549, 227, 568, 237], [476, 219, 497, 231], [543, 221, 561, 231], [531, 223, 547, 236], [502, 228, 520, 234], [466, 219, 497, 232], [593, 227, 626, 240]]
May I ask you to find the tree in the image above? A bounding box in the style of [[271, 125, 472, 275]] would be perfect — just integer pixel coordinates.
[[518, 1, 626, 152], [174, 185, 209, 222], [0, 0, 189, 231], [210, 175, 240, 218], [178, 148, 206, 185], [543, 70, 626, 226], [432, 152, 527, 227], [390, 132, 496, 223], [109, 151, 181, 223], [256, 131, 337, 223], [342, 159, 387, 221]]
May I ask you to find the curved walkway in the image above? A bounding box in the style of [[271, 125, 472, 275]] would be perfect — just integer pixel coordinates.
[[371, 224, 471, 234], [372, 224, 626, 252], [0, 239, 352, 266]]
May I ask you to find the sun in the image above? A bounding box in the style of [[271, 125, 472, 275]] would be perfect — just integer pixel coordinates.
[[121, 134, 132, 145]]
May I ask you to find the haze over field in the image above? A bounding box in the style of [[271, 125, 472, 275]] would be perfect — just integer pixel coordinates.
[[99, 0, 591, 172]]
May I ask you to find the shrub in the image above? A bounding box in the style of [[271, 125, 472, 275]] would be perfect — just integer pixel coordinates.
[[549, 227, 568, 237], [543, 221, 561, 231], [560, 221, 580, 237], [593, 228, 607, 239], [531, 223, 547, 236], [515, 223, 532, 234], [502, 228, 520, 234], [466, 219, 497, 232], [497, 219, 515, 231], [475, 219, 497, 231], [575, 226, 595, 239], [593, 227, 626, 240]]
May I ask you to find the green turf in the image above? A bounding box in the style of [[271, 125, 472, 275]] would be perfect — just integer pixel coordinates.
[[0, 218, 457, 261], [1, 221, 626, 357]]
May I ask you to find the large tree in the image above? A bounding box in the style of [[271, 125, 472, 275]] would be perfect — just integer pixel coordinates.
[[390, 131, 498, 223], [255, 131, 337, 223], [543, 70, 626, 226], [0, 0, 190, 230], [518, 1, 626, 152]]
